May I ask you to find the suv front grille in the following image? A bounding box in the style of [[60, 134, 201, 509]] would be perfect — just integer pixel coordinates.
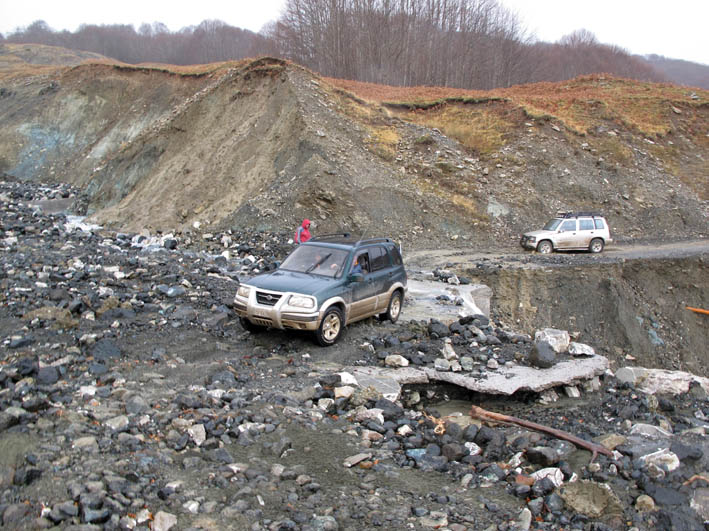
[[256, 291, 282, 306]]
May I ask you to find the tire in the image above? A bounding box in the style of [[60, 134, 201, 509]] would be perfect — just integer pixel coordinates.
[[315, 307, 344, 346], [384, 291, 403, 323], [589, 238, 605, 253], [537, 240, 553, 254], [240, 317, 265, 333]]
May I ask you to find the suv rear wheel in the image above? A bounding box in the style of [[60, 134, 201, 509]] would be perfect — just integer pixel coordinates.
[[589, 238, 604, 253], [383, 291, 402, 323], [537, 240, 553, 254], [315, 307, 343, 346]]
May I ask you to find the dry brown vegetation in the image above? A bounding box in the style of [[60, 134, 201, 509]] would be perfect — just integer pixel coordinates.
[[329, 74, 709, 140]]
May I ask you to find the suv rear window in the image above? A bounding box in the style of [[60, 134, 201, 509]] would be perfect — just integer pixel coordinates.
[[594, 218, 605, 229], [388, 246, 403, 266]]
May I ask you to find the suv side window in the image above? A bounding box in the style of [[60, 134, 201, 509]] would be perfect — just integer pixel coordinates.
[[579, 219, 594, 230], [370, 246, 390, 271], [594, 218, 605, 230], [352, 252, 370, 274], [560, 220, 576, 232]]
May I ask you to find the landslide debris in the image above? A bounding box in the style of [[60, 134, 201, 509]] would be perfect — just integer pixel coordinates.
[[2, 179, 709, 530]]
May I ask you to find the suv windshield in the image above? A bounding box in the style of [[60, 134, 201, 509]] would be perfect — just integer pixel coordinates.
[[279, 245, 349, 278], [543, 219, 562, 231]]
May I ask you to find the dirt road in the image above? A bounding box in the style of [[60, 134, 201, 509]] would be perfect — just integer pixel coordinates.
[[405, 239, 709, 271]]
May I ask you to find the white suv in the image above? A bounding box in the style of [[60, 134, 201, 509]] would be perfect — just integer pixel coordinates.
[[520, 212, 612, 254]]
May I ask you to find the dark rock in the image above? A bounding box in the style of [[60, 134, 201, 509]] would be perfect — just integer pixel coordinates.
[[91, 339, 121, 362], [36, 366, 60, 385], [124, 395, 149, 415], [8, 336, 34, 349], [88, 363, 108, 376], [527, 446, 560, 466], [13, 467, 41, 486], [374, 398, 404, 420], [209, 370, 237, 387], [441, 443, 465, 461], [670, 441, 703, 461], [428, 319, 450, 338], [15, 356, 38, 376], [528, 340, 556, 368]]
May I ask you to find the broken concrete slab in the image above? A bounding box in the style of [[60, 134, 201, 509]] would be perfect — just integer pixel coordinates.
[[614, 367, 709, 395], [348, 355, 609, 398]]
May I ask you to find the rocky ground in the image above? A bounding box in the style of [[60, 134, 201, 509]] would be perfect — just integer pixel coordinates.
[[2, 179, 709, 531]]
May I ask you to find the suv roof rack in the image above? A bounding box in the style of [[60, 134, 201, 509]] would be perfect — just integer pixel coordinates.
[[308, 234, 395, 246], [309, 233, 352, 241], [357, 237, 394, 245], [556, 211, 604, 218]]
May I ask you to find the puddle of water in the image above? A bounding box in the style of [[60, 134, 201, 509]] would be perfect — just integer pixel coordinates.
[[404, 278, 492, 323]]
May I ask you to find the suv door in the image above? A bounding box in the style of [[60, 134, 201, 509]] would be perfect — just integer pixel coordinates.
[[368, 245, 394, 313], [555, 219, 578, 249], [349, 251, 377, 320], [577, 217, 596, 248]]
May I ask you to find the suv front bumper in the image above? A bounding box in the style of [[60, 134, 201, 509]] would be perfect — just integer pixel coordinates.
[[520, 235, 537, 249], [234, 287, 321, 331]]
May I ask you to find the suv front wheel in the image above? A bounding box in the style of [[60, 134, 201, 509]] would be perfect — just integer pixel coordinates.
[[589, 238, 605, 253], [537, 240, 553, 254], [315, 307, 344, 346]]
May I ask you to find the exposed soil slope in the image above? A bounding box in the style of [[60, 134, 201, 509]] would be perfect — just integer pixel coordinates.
[[0, 49, 706, 251]]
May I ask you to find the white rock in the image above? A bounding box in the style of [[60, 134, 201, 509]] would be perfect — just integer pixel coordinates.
[[153, 511, 177, 531], [569, 342, 595, 356], [397, 424, 414, 437], [187, 424, 206, 446], [564, 386, 581, 398], [338, 372, 358, 385], [465, 442, 482, 456], [535, 328, 570, 353], [317, 398, 334, 411], [351, 407, 384, 425], [531, 467, 564, 488], [639, 448, 680, 473], [334, 386, 355, 399], [630, 423, 673, 438], [615, 367, 709, 395], [385, 355, 409, 368], [441, 339, 458, 360], [105, 415, 129, 431]]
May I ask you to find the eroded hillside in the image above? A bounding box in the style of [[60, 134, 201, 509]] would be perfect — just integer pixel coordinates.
[[0, 49, 707, 249]]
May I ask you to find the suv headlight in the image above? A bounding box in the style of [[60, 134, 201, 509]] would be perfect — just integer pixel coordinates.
[[527, 236, 536, 243], [288, 294, 316, 309], [237, 285, 251, 298]]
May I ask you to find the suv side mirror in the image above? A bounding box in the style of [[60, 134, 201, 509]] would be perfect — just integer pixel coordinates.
[[348, 272, 365, 283]]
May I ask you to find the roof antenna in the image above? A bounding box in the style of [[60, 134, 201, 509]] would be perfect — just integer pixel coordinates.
[[357, 224, 370, 245]]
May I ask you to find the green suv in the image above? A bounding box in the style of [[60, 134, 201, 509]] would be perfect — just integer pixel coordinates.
[[234, 234, 407, 346]]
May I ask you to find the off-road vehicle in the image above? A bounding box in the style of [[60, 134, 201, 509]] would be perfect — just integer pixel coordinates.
[[234, 234, 407, 346], [520, 211, 612, 254]]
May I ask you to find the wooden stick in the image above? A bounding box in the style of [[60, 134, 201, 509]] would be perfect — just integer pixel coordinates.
[[686, 306, 709, 316], [470, 405, 614, 463]]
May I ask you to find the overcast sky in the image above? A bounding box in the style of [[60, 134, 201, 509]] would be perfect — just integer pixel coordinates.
[[1, 0, 707, 65]]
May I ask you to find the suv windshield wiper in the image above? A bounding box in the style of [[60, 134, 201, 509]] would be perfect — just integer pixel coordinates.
[[305, 253, 332, 273]]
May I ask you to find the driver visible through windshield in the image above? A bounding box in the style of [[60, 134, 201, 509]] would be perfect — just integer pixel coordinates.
[[280, 245, 349, 278]]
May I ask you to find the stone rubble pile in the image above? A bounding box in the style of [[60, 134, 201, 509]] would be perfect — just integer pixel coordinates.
[[1, 179, 708, 530]]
